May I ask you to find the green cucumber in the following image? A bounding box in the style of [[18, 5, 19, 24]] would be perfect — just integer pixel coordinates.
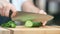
[[25, 20, 42, 28], [25, 20, 33, 27], [1, 21, 16, 28]]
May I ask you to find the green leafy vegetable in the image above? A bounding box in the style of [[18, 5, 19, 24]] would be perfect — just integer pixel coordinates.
[[1, 21, 16, 28]]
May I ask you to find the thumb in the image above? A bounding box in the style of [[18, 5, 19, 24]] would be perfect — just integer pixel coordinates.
[[10, 4, 17, 17], [42, 21, 47, 26]]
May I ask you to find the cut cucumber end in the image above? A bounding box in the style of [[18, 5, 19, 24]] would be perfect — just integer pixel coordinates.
[[25, 20, 42, 28], [25, 20, 33, 27]]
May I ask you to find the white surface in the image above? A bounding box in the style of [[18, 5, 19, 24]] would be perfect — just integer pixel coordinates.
[[12, 0, 27, 11]]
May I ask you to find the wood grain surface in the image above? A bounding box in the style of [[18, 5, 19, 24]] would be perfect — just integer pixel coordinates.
[[7, 26, 60, 34], [0, 27, 10, 34]]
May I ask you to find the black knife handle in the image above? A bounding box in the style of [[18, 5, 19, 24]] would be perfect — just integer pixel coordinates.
[[9, 10, 13, 18]]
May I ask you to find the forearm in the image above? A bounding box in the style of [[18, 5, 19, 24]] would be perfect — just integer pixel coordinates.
[[22, 0, 40, 13]]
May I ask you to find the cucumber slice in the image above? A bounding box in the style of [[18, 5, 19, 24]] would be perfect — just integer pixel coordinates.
[[25, 20, 33, 27], [25, 20, 42, 28]]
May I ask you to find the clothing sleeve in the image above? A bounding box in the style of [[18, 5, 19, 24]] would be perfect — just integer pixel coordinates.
[[12, 0, 27, 11]]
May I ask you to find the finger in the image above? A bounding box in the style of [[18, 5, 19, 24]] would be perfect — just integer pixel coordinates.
[[42, 21, 47, 26], [39, 10, 47, 15], [0, 8, 2, 15], [11, 11, 17, 18], [10, 4, 17, 17], [0, 3, 3, 8], [1, 7, 5, 16], [4, 6, 11, 17], [0, 4, 4, 16], [0, 7, 5, 16]]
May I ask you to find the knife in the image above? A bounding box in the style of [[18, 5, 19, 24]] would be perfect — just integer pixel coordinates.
[[12, 12, 54, 22]]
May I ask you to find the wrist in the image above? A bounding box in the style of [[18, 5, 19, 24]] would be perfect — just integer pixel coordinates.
[[39, 10, 47, 15]]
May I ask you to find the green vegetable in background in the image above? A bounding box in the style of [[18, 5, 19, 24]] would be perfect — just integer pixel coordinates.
[[25, 20, 42, 28], [1, 21, 16, 28]]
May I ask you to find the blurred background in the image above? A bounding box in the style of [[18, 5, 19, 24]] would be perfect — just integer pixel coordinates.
[[33, 0, 60, 26], [9, 0, 60, 26]]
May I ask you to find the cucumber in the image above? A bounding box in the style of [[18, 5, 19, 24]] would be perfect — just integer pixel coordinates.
[[25, 20, 33, 27], [25, 20, 42, 28], [32, 22, 42, 27], [10, 23, 16, 28], [1, 21, 16, 28]]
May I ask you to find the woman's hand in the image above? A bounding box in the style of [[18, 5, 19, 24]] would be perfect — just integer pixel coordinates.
[[21, 0, 47, 26], [0, 0, 17, 17], [39, 10, 47, 15], [39, 10, 47, 26]]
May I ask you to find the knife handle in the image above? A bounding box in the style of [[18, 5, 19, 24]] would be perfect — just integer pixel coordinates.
[[9, 10, 12, 18]]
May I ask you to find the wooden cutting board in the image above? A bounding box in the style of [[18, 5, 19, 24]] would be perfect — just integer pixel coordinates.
[[7, 26, 60, 34], [0, 27, 10, 34], [12, 12, 54, 22], [0, 26, 60, 34]]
